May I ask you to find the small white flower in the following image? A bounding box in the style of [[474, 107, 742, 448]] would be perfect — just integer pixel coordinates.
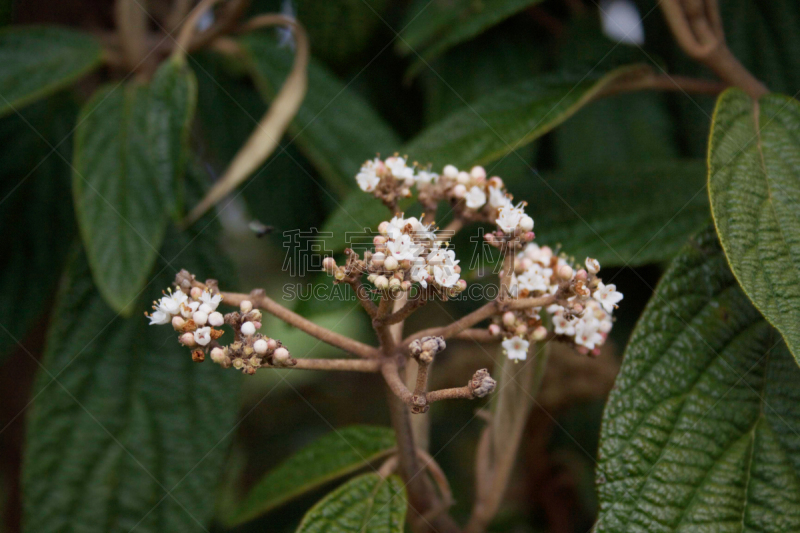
[[200, 291, 222, 311], [593, 282, 623, 312], [148, 310, 171, 326], [194, 327, 212, 346], [179, 300, 200, 319], [553, 312, 576, 336], [415, 170, 438, 186], [502, 336, 529, 361], [387, 234, 420, 261], [575, 320, 603, 350], [385, 215, 409, 239], [433, 265, 460, 288], [600, 0, 645, 45], [517, 267, 549, 293], [158, 290, 187, 315], [489, 186, 509, 209], [585, 257, 601, 274], [427, 247, 458, 269], [386, 156, 415, 183], [410, 261, 429, 288], [496, 203, 525, 233], [465, 186, 487, 209], [241, 321, 257, 336], [356, 159, 381, 192], [193, 310, 208, 326]]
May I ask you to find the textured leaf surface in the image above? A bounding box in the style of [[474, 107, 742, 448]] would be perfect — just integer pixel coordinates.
[[23, 224, 240, 533], [709, 89, 800, 365], [0, 97, 76, 359], [238, 34, 401, 196], [73, 81, 185, 314], [231, 425, 396, 525], [296, 473, 406, 533], [403, 65, 648, 169], [0, 26, 102, 116], [399, 0, 544, 78], [596, 226, 800, 532], [527, 160, 709, 267], [147, 56, 197, 218]]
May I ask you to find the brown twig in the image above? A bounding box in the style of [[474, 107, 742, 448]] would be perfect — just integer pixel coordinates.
[[285, 358, 382, 372], [375, 294, 428, 326], [114, 0, 149, 75], [599, 72, 728, 97], [453, 328, 501, 343], [659, 0, 767, 98]]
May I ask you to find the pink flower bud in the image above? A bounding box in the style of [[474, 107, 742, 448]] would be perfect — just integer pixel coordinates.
[[470, 166, 487, 180], [378, 221, 389, 235], [210, 347, 226, 364], [172, 316, 186, 330], [532, 326, 548, 341], [190, 287, 203, 300], [576, 269, 588, 281], [323, 257, 337, 273], [252, 321, 262, 330], [488, 324, 502, 336], [273, 347, 290, 363], [267, 338, 278, 351], [488, 177, 504, 189], [502, 311, 516, 328], [371, 252, 385, 267], [179, 333, 196, 347], [515, 324, 528, 336]]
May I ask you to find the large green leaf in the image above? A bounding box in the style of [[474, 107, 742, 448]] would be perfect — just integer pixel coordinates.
[[73, 78, 193, 314], [23, 224, 241, 532], [596, 226, 800, 532], [522, 160, 709, 267], [708, 88, 800, 365], [296, 473, 406, 533], [0, 96, 76, 359], [237, 34, 401, 197], [399, 0, 543, 78], [230, 425, 396, 525], [0, 26, 103, 117], [147, 55, 197, 219], [403, 64, 648, 169]]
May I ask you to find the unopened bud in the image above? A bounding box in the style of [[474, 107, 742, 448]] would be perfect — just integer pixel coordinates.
[[267, 338, 278, 351], [190, 287, 203, 300], [502, 311, 516, 328], [240, 300, 253, 314], [254, 338, 268, 355], [378, 221, 389, 235], [179, 332, 196, 347], [208, 311, 224, 327], [519, 215, 534, 232], [488, 176, 504, 189], [470, 166, 486, 180], [558, 264, 573, 280], [334, 268, 346, 281], [456, 279, 467, 291], [193, 311, 208, 326], [515, 323, 528, 336], [469, 369, 496, 398], [273, 347, 290, 364], [576, 269, 588, 281], [532, 325, 548, 340], [389, 278, 402, 291], [172, 316, 186, 331], [401, 281, 412, 291], [241, 321, 256, 336], [457, 171, 471, 184], [384, 256, 398, 271], [453, 184, 467, 198], [210, 347, 227, 364], [323, 257, 337, 273], [371, 252, 385, 267], [443, 164, 458, 178], [488, 324, 501, 336], [374, 275, 389, 290]]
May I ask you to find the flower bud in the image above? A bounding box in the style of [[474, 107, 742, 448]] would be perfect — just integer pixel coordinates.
[[488, 324, 502, 336], [457, 171, 471, 184], [334, 268, 346, 281], [190, 287, 203, 300], [241, 321, 256, 336], [373, 236, 387, 246], [488, 177, 504, 189], [254, 338, 268, 355], [323, 257, 337, 273], [267, 338, 278, 351], [374, 275, 389, 290], [585, 257, 600, 274], [576, 269, 588, 281], [192, 311, 208, 326], [532, 325, 548, 341], [515, 324, 528, 336], [179, 332, 196, 347], [453, 184, 467, 198], [401, 281, 412, 291], [456, 279, 467, 291], [384, 256, 398, 271], [519, 215, 534, 232], [558, 264, 573, 280], [210, 347, 227, 364], [172, 316, 186, 331], [208, 311, 224, 327], [470, 166, 487, 180], [367, 274, 377, 283], [443, 164, 458, 178], [371, 252, 385, 267], [273, 347, 290, 364], [378, 221, 389, 235], [389, 278, 402, 291], [240, 300, 253, 314], [502, 311, 516, 328], [252, 321, 262, 330]]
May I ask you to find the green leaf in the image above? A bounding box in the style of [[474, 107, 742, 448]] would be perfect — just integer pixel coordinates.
[[230, 425, 396, 526], [399, 0, 544, 78], [23, 226, 241, 533], [72, 83, 173, 314], [596, 226, 800, 532], [147, 55, 197, 219], [0, 26, 103, 117], [237, 34, 401, 197], [403, 64, 649, 169], [0, 96, 76, 359], [520, 160, 709, 267], [296, 473, 406, 533], [709, 88, 800, 365]]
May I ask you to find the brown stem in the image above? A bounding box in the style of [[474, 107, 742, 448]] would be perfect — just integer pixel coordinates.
[[426, 386, 475, 403], [413, 361, 430, 398], [193, 283, 380, 359], [599, 73, 728, 97], [348, 277, 379, 318], [660, 0, 767, 98], [499, 244, 514, 300], [375, 294, 397, 353], [376, 294, 428, 326], [284, 358, 382, 372], [453, 329, 501, 343], [114, 0, 149, 74]]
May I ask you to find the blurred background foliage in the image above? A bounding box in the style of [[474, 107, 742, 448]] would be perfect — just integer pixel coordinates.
[[0, 0, 797, 532]]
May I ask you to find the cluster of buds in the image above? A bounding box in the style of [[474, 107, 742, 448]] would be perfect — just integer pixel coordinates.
[[147, 271, 293, 375], [409, 336, 447, 364], [495, 244, 623, 358], [324, 213, 467, 298]]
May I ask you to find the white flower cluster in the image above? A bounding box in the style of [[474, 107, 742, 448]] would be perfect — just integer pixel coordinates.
[[498, 244, 623, 358], [147, 287, 225, 346]]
